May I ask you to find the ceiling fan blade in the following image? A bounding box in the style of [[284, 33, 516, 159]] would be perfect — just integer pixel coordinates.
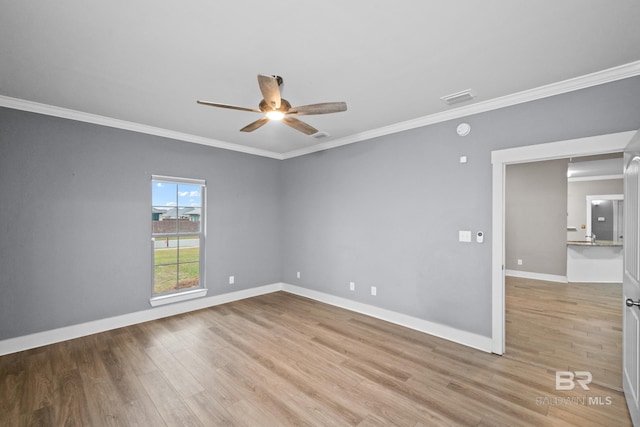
[[257, 74, 281, 110], [282, 117, 318, 135], [197, 100, 261, 113], [240, 117, 270, 132], [288, 102, 347, 116]]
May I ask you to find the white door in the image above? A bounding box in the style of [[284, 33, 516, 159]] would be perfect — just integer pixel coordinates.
[[624, 130, 640, 426]]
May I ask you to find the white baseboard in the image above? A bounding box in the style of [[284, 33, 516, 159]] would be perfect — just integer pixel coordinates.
[[505, 269, 568, 283], [0, 283, 282, 356], [281, 283, 493, 353], [0, 282, 493, 356]]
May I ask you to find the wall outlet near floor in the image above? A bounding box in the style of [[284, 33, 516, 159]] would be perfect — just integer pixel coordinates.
[[349, 282, 355, 291], [229, 275, 235, 285], [517, 259, 523, 266], [296, 271, 301, 279], [371, 286, 377, 296]]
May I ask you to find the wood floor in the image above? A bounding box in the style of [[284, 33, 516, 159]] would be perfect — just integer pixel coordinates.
[[0, 291, 631, 426], [506, 276, 624, 391]]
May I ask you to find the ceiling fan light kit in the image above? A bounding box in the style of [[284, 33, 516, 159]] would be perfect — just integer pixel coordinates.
[[266, 111, 285, 121], [197, 74, 347, 136]]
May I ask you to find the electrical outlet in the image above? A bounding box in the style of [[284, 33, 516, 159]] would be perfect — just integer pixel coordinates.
[[229, 275, 234, 285], [349, 282, 355, 291], [371, 286, 377, 296], [517, 259, 523, 266], [297, 271, 301, 279]]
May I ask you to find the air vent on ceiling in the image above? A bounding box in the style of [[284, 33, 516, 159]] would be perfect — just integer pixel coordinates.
[[440, 89, 476, 105], [311, 132, 330, 139]]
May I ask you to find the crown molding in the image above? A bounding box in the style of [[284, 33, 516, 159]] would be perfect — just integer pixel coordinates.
[[2, 61, 639, 161], [0, 96, 285, 160], [282, 60, 640, 159]]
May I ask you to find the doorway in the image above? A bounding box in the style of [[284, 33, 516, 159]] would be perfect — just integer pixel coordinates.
[[502, 153, 624, 389], [490, 130, 634, 355]]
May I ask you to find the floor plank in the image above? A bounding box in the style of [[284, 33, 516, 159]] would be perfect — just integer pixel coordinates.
[[506, 276, 624, 391], [0, 291, 631, 426]]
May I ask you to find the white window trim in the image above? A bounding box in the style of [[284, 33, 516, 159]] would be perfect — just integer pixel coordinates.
[[150, 288, 208, 307], [152, 175, 206, 186], [151, 175, 207, 306]]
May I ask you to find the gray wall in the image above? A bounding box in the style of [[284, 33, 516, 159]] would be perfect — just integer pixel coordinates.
[[0, 108, 282, 340], [2, 75, 640, 343], [505, 159, 569, 276], [281, 76, 640, 338]]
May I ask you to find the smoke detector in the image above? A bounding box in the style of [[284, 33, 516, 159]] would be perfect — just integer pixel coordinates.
[[441, 89, 476, 105], [456, 123, 471, 136]]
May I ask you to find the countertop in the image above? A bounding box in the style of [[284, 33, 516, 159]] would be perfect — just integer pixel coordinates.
[[567, 240, 623, 247]]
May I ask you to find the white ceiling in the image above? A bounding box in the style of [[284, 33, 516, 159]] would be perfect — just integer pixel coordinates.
[[2, 1, 640, 158]]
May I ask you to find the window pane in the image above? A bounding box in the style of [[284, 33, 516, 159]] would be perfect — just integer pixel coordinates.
[[178, 184, 202, 207], [178, 263, 200, 290], [178, 206, 201, 233], [154, 244, 177, 266], [154, 264, 178, 293], [153, 205, 178, 234], [178, 237, 199, 263], [153, 182, 177, 206]]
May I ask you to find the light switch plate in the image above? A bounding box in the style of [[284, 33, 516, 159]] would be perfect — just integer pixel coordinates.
[[459, 230, 472, 242]]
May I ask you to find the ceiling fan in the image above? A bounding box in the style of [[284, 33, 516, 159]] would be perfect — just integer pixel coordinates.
[[197, 74, 347, 135]]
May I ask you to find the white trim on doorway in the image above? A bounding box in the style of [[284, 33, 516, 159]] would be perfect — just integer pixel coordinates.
[[490, 130, 636, 354]]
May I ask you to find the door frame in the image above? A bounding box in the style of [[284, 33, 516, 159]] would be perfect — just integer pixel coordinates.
[[490, 130, 636, 354]]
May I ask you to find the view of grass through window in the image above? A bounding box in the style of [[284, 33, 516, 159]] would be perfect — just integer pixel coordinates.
[[152, 177, 204, 295]]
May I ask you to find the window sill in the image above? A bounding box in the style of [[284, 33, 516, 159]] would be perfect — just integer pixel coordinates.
[[149, 288, 208, 307]]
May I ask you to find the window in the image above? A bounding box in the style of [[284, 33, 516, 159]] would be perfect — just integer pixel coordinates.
[[151, 176, 206, 303]]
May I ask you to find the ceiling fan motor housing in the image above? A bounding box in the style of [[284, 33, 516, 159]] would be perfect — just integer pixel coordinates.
[[259, 98, 291, 113]]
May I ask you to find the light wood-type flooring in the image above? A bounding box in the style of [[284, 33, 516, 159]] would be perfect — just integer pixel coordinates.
[[0, 291, 632, 426], [506, 276, 624, 391]]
